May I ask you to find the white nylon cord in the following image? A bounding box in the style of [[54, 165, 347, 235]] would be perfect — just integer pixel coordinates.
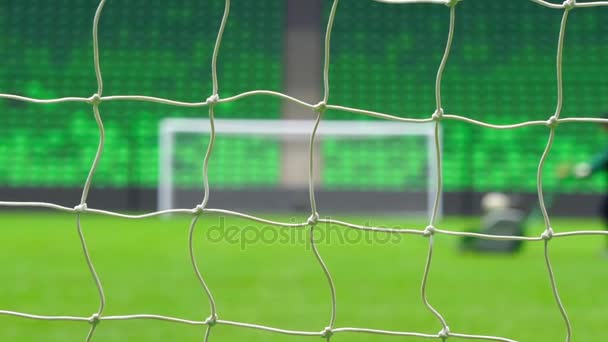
[[0, 0, 606, 341], [307, 1, 340, 340], [418, 3, 458, 339], [77, 1, 108, 341], [535, 5, 574, 342], [188, 1, 231, 341]]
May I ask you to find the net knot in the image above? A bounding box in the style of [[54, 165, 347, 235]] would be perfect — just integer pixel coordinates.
[[88, 313, 101, 325], [204, 314, 218, 327], [321, 326, 333, 338], [313, 101, 327, 113], [563, 0, 575, 10], [88, 93, 102, 106], [206, 94, 220, 105], [546, 115, 559, 128], [423, 225, 436, 237], [438, 326, 450, 339], [74, 203, 88, 213], [432, 108, 444, 121], [541, 228, 554, 241], [307, 212, 320, 226], [192, 204, 206, 215], [446, 0, 462, 7]]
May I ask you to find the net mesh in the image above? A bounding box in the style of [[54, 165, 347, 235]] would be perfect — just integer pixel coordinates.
[[1, 0, 607, 341]]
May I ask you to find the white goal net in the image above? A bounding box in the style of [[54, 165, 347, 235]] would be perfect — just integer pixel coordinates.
[[1, 0, 608, 341]]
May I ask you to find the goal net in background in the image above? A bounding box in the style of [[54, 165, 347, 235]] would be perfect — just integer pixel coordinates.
[[1, 0, 608, 341], [158, 118, 439, 217]]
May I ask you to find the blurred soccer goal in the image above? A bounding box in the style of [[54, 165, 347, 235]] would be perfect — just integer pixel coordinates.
[[158, 118, 441, 218]]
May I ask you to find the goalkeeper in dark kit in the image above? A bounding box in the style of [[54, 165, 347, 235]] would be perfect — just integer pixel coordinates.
[[565, 116, 608, 251]]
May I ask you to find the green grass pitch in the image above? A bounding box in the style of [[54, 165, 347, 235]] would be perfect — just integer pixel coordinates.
[[0, 212, 606, 341]]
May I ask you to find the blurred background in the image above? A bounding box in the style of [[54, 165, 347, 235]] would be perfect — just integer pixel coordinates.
[[1, 0, 607, 216], [1, 1, 608, 342]]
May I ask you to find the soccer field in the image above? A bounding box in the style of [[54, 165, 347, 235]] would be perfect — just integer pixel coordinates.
[[0, 212, 605, 341]]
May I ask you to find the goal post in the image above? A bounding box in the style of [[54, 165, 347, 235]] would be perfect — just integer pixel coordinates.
[[158, 118, 442, 219]]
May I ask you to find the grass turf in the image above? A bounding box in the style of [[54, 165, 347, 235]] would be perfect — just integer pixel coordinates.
[[0, 211, 606, 341]]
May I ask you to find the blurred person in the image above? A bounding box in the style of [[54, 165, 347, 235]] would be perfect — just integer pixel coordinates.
[[561, 114, 608, 251]]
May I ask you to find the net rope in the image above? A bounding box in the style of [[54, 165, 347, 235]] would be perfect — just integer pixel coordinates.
[[1, 0, 608, 341]]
